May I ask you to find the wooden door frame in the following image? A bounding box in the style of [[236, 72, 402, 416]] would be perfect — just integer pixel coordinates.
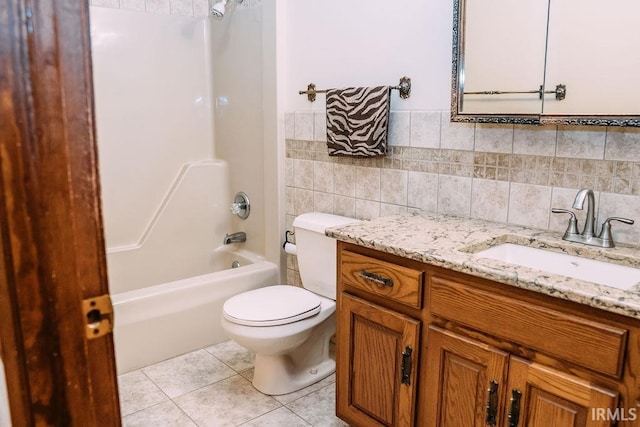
[[0, 0, 120, 424]]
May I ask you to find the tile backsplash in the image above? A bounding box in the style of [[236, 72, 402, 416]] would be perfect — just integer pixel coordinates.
[[285, 110, 640, 283]]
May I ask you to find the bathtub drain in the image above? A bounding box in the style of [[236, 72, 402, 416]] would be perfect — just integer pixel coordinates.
[[231, 260, 241, 268]]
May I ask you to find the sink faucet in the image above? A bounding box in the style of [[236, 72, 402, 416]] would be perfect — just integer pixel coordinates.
[[223, 231, 246, 245], [572, 188, 595, 238], [552, 188, 634, 248]]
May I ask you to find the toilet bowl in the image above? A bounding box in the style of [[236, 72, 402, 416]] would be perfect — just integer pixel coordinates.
[[220, 212, 357, 395], [221, 286, 336, 395]]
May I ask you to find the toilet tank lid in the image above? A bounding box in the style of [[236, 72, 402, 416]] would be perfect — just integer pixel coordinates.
[[293, 212, 358, 234]]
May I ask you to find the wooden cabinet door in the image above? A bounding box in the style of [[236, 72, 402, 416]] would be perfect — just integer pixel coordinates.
[[337, 293, 420, 427], [503, 357, 619, 427], [423, 326, 509, 427]]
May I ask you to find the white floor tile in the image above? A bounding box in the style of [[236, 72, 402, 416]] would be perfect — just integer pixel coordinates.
[[119, 341, 344, 426], [174, 375, 281, 426], [205, 340, 255, 372], [241, 407, 311, 426], [142, 349, 236, 398], [122, 400, 197, 426], [118, 370, 168, 416], [273, 374, 336, 405], [239, 367, 254, 382], [286, 384, 348, 427]]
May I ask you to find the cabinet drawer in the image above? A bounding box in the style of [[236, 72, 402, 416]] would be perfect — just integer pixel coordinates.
[[429, 274, 628, 377], [340, 250, 424, 308]]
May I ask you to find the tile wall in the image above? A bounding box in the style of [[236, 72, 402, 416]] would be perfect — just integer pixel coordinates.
[[285, 110, 640, 285], [89, 0, 210, 17]]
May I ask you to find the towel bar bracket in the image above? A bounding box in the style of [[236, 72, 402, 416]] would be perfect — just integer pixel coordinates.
[[398, 76, 411, 99], [299, 77, 411, 103], [302, 83, 318, 102]]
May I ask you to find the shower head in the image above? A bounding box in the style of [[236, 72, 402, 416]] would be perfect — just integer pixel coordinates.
[[210, 0, 244, 18], [210, 0, 228, 17]]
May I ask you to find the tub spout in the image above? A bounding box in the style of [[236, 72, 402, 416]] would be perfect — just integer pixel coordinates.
[[223, 232, 246, 244]]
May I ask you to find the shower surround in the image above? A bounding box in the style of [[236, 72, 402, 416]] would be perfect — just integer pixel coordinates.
[[90, 5, 278, 373]]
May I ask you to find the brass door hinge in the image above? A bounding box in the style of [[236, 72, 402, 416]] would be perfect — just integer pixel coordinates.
[[82, 295, 113, 340]]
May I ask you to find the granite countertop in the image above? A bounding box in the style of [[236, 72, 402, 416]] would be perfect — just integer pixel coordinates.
[[326, 212, 640, 320]]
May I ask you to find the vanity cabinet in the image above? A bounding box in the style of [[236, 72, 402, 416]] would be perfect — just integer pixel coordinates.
[[335, 241, 640, 427], [425, 326, 618, 426], [337, 294, 420, 427], [425, 272, 626, 427], [336, 248, 425, 427]]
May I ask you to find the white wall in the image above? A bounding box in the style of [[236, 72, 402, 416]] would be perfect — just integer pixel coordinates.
[[284, 0, 453, 112], [91, 7, 214, 249], [210, 0, 270, 257], [262, 0, 286, 271]]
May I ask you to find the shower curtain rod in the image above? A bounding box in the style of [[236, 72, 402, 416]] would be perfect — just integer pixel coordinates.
[[298, 76, 411, 102]]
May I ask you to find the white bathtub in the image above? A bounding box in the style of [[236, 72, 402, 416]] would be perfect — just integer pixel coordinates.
[[112, 248, 278, 373]]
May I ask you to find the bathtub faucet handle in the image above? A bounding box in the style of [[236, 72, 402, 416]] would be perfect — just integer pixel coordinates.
[[230, 203, 244, 215], [230, 192, 250, 219]]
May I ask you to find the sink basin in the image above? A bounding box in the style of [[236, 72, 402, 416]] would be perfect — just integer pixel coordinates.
[[474, 243, 640, 290]]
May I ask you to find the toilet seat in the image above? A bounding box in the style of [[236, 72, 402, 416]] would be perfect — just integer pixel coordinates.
[[223, 285, 321, 327]]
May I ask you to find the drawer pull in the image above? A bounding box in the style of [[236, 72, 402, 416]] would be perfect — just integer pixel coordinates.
[[359, 270, 394, 288], [507, 389, 522, 427], [485, 380, 499, 426], [401, 346, 412, 385]]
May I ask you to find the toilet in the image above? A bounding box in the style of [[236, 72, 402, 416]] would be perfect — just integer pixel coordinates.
[[221, 212, 358, 395]]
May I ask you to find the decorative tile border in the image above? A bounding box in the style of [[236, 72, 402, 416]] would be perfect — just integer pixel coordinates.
[[285, 110, 640, 282], [286, 140, 640, 196]]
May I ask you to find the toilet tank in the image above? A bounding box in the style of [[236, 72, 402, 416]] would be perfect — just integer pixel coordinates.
[[293, 212, 358, 300]]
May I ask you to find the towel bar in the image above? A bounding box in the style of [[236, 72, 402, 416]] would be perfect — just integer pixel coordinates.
[[299, 76, 411, 102], [464, 84, 566, 101]]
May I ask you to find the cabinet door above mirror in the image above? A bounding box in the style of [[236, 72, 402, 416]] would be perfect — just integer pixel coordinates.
[[452, 0, 640, 126]]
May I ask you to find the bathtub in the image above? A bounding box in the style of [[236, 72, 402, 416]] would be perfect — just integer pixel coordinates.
[[100, 161, 280, 373], [112, 248, 278, 373]]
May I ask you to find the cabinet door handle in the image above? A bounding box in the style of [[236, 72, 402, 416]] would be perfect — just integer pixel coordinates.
[[507, 389, 522, 427], [359, 270, 394, 288], [485, 380, 499, 426], [400, 346, 412, 385]]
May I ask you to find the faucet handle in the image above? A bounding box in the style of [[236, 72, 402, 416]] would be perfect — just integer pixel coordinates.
[[230, 192, 250, 219], [603, 217, 635, 226], [230, 202, 245, 215], [551, 208, 575, 216], [598, 217, 634, 247], [551, 208, 579, 238]]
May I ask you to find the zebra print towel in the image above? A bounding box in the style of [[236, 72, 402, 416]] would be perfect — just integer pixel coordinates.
[[326, 86, 391, 157]]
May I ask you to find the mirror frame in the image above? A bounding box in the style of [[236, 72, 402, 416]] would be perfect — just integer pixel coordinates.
[[450, 0, 640, 127]]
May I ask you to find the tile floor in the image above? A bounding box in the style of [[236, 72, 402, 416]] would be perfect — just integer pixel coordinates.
[[118, 340, 349, 426]]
